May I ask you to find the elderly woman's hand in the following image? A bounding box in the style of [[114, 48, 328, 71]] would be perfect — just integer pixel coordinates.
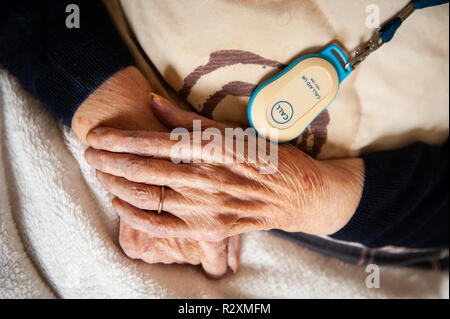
[[119, 223, 239, 278], [73, 67, 239, 277], [84, 94, 365, 242]]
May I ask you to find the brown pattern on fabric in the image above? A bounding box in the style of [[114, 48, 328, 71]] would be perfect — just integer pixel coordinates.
[[179, 50, 284, 99], [181, 49, 331, 158], [201, 81, 257, 118], [296, 110, 330, 158]]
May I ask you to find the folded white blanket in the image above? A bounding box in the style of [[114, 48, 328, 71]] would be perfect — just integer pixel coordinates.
[[0, 67, 448, 298]]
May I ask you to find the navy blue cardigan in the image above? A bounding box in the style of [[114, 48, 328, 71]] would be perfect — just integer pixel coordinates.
[[1, 0, 448, 249]]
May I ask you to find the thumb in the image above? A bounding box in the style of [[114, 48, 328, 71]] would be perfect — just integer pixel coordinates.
[[227, 235, 240, 273], [150, 93, 233, 132]]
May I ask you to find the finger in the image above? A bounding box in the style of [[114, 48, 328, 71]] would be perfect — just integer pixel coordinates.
[[87, 128, 178, 160], [87, 127, 228, 163], [113, 197, 196, 239], [119, 221, 179, 264], [157, 238, 201, 266], [113, 198, 231, 241], [119, 221, 229, 275], [142, 236, 198, 266], [119, 221, 143, 260], [96, 170, 186, 214], [199, 240, 228, 279], [227, 235, 240, 273], [85, 148, 217, 190], [150, 93, 230, 132]]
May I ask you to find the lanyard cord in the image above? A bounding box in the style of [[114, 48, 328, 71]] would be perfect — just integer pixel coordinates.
[[346, 0, 449, 70]]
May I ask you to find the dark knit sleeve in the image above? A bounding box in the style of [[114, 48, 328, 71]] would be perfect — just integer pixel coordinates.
[[0, 0, 134, 126], [331, 140, 449, 249]]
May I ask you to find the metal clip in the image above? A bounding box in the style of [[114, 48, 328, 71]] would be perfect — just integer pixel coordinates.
[[398, 2, 415, 21], [346, 30, 383, 70], [346, 2, 416, 71]]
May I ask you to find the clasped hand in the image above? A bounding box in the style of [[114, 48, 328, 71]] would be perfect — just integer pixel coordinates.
[[85, 94, 364, 245]]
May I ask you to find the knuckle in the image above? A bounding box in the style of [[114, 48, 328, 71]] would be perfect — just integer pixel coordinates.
[[132, 184, 155, 207], [143, 133, 162, 145], [119, 235, 141, 259], [123, 157, 146, 177], [141, 251, 160, 264], [98, 150, 109, 163], [96, 128, 118, 147], [136, 132, 165, 152]]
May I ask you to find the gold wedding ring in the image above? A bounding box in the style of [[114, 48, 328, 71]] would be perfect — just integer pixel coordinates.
[[157, 186, 165, 214]]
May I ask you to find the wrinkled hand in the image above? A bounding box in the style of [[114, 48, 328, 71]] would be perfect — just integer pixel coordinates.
[[73, 66, 239, 277], [85, 94, 364, 242], [119, 223, 239, 277]]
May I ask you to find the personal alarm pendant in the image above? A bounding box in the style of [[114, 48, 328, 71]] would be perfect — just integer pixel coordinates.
[[247, 0, 449, 143], [247, 44, 350, 143]]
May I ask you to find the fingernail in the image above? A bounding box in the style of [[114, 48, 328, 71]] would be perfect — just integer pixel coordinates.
[[86, 133, 98, 146], [230, 260, 239, 273], [149, 92, 161, 103], [86, 127, 109, 146], [111, 197, 122, 210], [150, 93, 169, 110]]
